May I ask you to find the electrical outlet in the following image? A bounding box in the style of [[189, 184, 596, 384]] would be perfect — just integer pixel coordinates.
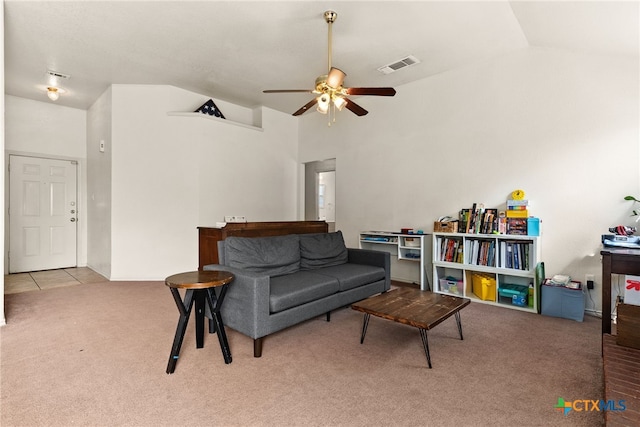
[[224, 215, 246, 223], [585, 274, 595, 289]]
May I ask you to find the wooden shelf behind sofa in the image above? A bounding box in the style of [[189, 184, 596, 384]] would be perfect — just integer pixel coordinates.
[[198, 221, 329, 269]]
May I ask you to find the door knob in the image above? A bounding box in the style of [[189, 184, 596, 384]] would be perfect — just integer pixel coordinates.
[[70, 218, 76, 222]]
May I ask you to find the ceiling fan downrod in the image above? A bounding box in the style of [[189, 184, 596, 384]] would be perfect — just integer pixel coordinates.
[[324, 10, 337, 72]]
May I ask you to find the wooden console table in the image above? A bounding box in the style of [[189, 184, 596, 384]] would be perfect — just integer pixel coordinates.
[[600, 248, 640, 334], [198, 221, 328, 269]]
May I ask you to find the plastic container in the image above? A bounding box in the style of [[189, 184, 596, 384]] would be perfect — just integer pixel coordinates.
[[439, 277, 462, 295], [498, 284, 528, 307], [471, 273, 496, 301]]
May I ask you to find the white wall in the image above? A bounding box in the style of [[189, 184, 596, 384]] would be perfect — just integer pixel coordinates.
[[299, 47, 640, 314], [4, 95, 88, 270], [86, 88, 113, 278], [104, 85, 298, 280]]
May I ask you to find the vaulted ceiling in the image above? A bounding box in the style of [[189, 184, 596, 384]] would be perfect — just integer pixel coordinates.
[[4, 1, 638, 114]]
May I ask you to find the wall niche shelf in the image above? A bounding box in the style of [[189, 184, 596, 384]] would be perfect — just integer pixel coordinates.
[[166, 112, 264, 132]]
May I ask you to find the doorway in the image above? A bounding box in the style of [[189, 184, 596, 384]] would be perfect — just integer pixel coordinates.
[[8, 155, 78, 273], [304, 159, 336, 232]]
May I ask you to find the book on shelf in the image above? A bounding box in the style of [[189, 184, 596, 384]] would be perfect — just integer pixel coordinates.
[[459, 209, 470, 234], [467, 203, 477, 234], [507, 218, 528, 235]]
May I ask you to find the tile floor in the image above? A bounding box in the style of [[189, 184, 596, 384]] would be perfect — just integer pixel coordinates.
[[4, 267, 107, 294]]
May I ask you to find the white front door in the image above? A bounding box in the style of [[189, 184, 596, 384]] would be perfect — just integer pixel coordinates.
[[9, 155, 78, 273]]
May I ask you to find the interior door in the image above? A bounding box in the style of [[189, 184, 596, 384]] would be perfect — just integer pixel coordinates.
[[9, 155, 78, 273], [305, 159, 336, 232]]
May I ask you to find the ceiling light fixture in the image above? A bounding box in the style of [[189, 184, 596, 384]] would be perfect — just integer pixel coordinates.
[[47, 87, 60, 101]]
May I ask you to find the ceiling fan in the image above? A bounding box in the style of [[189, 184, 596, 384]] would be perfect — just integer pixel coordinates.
[[263, 10, 396, 121]]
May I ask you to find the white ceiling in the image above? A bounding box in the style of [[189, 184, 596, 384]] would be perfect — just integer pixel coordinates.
[[4, 1, 639, 115]]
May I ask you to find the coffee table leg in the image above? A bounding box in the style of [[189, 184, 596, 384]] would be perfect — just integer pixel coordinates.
[[360, 313, 371, 344], [455, 311, 464, 340], [419, 328, 432, 369], [166, 289, 195, 374]]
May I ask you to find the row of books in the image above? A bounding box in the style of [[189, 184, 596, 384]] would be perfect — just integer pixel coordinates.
[[466, 239, 496, 266], [437, 237, 464, 263], [436, 237, 532, 270], [459, 204, 502, 234], [500, 241, 531, 270]]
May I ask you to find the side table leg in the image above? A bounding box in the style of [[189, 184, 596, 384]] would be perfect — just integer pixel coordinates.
[[166, 289, 195, 374], [455, 311, 464, 340], [206, 287, 232, 364], [195, 290, 205, 349], [419, 328, 433, 369], [360, 313, 371, 344]]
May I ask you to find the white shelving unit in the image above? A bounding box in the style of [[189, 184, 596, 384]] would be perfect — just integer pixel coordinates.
[[432, 232, 542, 313], [166, 112, 264, 132], [359, 231, 431, 290]]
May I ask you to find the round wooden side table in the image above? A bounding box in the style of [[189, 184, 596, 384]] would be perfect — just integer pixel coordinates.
[[165, 270, 234, 374]]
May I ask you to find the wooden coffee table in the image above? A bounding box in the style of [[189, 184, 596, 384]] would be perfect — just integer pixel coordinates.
[[351, 287, 470, 368]]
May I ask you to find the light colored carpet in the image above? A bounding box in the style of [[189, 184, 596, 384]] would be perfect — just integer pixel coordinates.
[[1, 281, 603, 426]]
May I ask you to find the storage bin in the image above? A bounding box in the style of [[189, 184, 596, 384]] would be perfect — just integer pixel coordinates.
[[471, 273, 496, 301], [541, 282, 584, 322], [439, 277, 462, 295], [498, 284, 528, 307], [404, 237, 420, 247], [434, 221, 458, 233]]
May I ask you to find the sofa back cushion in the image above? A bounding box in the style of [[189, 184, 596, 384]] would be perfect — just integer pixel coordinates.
[[223, 234, 300, 277], [299, 231, 348, 270]]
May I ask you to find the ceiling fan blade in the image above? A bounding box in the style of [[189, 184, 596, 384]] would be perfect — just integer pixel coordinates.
[[344, 98, 368, 116], [292, 98, 319, 116], [326, 67, 346, 88], [345, 87, 396, 96], [264, 89, 313, 94]]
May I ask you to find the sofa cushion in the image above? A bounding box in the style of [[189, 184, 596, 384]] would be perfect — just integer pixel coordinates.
[[224, 234, 300, 277], [299, 231, 348, 270], [314, 263, 386, 292], [269, 271, 340, 313]]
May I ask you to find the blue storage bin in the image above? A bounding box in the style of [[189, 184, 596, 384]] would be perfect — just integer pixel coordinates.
[[541, 283, 584, 322]]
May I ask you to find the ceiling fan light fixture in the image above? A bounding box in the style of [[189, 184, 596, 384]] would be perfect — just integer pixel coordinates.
[[47, 86, 60, 101], [333, 95, 346, 111], [317, 94, 330, 114], [326, 67, 346, 89]]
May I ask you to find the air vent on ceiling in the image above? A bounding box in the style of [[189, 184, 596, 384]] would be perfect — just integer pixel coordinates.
[[46, 69, 71, 80], [377, 55, 420, 75]]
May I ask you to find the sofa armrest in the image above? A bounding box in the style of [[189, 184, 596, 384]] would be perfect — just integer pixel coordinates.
[[203, 264, 271, 339], [347, 248, 391, 291]]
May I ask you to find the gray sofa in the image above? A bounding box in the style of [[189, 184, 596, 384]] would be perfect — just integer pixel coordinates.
[[203, 231, 390, 357]]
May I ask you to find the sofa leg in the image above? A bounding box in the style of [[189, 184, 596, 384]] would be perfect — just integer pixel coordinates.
[[254, 338, 264, 358], [326, 311, 331, 322]]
